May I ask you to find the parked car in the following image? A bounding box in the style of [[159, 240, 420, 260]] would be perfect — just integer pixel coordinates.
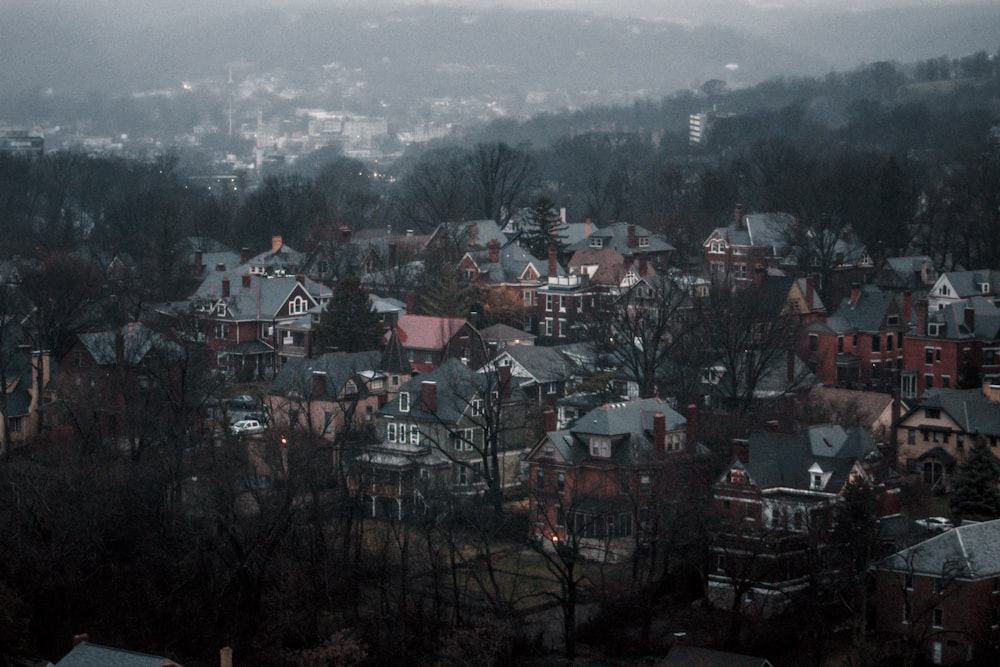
[[227, 395, 257, 411], [230, 419, 265, 436], [916, 516, 954, 533]]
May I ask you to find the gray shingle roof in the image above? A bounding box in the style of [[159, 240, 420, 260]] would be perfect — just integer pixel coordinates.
[[916, 388, 1000, 436], [269, 350, 382, 400], [380, 358, 510, 424], [825, 284, 900, 334], [78, 323, 181, 366], [55, 642, 182, 667], [875, 518, 1000, 579], [566, 222, 674, 254], [191, 272, 329, 320]]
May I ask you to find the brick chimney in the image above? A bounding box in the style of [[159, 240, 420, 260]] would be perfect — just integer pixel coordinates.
[[73, 634, 90, 647], [468, 223, 478, 247], [339, 225, 351, 243], [296, 274, 305, 285], [242, 274, 251, 288], [311, 372, 327, 397], [498, 364, 512, 399], [734, 204, 745, 230], [850, 283, 861, 307], [732, 438, 749, 464], [543, 408, 557, 432], [628, 224, 637, 248], [222, 277, 230, 298], [903, 290, 913, 326], [488, 238, 501, 264], [220, 647, 233, 667], [686, 403, 698, 451], [241, 247, 250, 264], [654, 412, 666, 457], [805, 275, 814, 309], [638, 256, 648, 276], [406, 292, 415, 314], [965, 304, 976, 331], [194, 249, 203, 275], [271, 236, 283, 254], [917, 298, 929, 334], [421, 381, 437, 412], [548, 247, 558, 278], [585, 218, 592, 237]]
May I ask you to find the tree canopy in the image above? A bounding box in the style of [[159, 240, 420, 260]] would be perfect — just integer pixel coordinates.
[[315, 275, 384, 353]]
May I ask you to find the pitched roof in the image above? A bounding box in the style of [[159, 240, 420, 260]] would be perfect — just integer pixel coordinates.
[[190, 272, 329, 320], [566, 221, 674, 255], [495, 344, 577, 384], [911, 388, 1000, 436], [380, 358, 518, 423], [464, 243, 564, 282], [268, 350, 382, 400], [825, 284, 900, 334], [77, 323, 181, 366], [480, 323, 536, 345], [875, 518, 1000, 579], [394, 315, 470, 351], [55, 642, 182, 667], [734, 425, 877, 493], [380, 328, 413, 375], [706, 212, 795, 255]]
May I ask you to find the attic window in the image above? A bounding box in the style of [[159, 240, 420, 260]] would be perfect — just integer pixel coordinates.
[[589, 237, 603, 248], [589, 437, 610, 458], [887, 315, 899, 326], [811, 473, 823, 490], [709, 240, 724, 254], [638, 236, 650, 248], [982, 283, 991, 293], [927, 323, 942, 336]]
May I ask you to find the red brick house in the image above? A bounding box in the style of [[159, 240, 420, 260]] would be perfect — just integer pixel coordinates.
[[564, 222, 675, 274], [533, 273, 599, 343], [523, 397, 701, 562], [873, 519, 1000, 665], [804, 284, 907, 390]]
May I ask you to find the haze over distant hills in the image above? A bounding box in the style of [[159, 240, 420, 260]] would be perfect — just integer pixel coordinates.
[[1, 1, 997, 116]]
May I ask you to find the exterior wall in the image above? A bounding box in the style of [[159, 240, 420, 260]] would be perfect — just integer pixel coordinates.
[[875, 570, 999, 665], [902, 335, 969, 394], [895, 409, 969, 487]]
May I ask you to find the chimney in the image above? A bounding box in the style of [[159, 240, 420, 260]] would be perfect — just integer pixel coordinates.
[[468, 223, 478, 247], [488, 238, 501, 264], [917, 298, 929, 334], [805, 275, 814, 309], [585, 218, 592, 237], [965, 304, 976, 331], [560, 207, 567, 223], [296, 274, 305, 285], [240, 247, 250, 264], [628, 224, 637, 248], [850, 283, 861, 307], [548, 247, 558, 278], [406, 292, 415, 314], [686, 403, 698, 451], [311, 372, 327, 397], [903, 290, 913, 326], [734, 204, 745, 230], [222, 277, 231, 298], [543, 408, 557, 433], [242, 274, 251, 289], [498, 364, 512, 399], [220, 647, 233, 667], [271, 236, 283, 254], [654, 412, 666, 457], [921, 259, 929, 284], [638, 256, 648, 276], [421, 381, 437, 412], [339, 225, 351, 243], [194, 249, 203, 275]]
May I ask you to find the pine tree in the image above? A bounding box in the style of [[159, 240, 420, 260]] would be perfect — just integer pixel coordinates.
[[417, 250, 475, 318], [521, 196, 567, 260], [949, 435, 1000, 522], [315, 274, 384, 352]]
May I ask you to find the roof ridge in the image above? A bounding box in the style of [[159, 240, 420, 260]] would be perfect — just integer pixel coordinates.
[[956, 526, 971, 576]]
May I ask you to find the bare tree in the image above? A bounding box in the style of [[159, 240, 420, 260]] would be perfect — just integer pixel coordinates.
[[467, 142, 536, 226]]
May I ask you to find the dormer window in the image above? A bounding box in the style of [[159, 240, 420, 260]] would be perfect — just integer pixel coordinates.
[[927, 322, 942, 336], [809, 462, 825, 490], [638, 236, 650, 248], [589, 237, 604, 248], [982, 283, 991, 293], [399, 392, 410, 413], [589, 437, 611, 458]]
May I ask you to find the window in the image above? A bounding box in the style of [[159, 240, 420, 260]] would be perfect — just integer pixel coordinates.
[[558, 318, 568, 338], [902, 372, 917, 399], [399, 392, 410, 413], [590, 437, 611, 458], [837, 336, 844, 353], [471, 397, 483, 416], [808, 334, 818, 352], [8, 416, 22, 434], [925, 408, 941, 419], [523, 290, 533, 307], [557, 472, 565, 492], [933, 577, 943, 594], [640, 474, 651, 494], [214, 323, 230, 340], [872, 335, 881, 352], [903, 600, 912, 623], [544, 319, 553, 336], [925, 347, 935, 364], [558, 295, 566, 313], [261, 323, 274, 339], [925, 374, 934, 390], [717, 554, 726, 572], [590, 237, 603, 248], [638, 236, 650, 247], [387, 422, 397, 443], [942, 375, 951, 389], [289, 296, 308, 315], [452, 429, 475, 452], [536, 469, 545, 490], [933, 607, 944, 628], [908, 429, 916, 445], [390, 375, 400, 387], [545, 294, 553, 312], [546, 382, 557, 395], [709, 240, 724, 254], [887, 314, 899, 326], [904, 573, 914, 590], [410, 424, 420, 444]]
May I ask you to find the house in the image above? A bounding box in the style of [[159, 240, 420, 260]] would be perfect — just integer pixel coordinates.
[[267, 350, 387, 446], [709, 425, 888, 617], [807, 386, 903, 445], [524, 397, 701, 562], [179, 236, 241, 282], [489, 343, 583, 406], [391, 314, 485, 373], [894, 383, 1000, 492], [55, 639, 184, 667], [534, 272, 600, 343], [0, 340, 52, 454], [872, 519, 1000, 665], [702, 207, 796, 286], [362, 359, 527, 518], [458, 242, 564, 332], [876, 255, 937, 292], [804, 284, 907, 390], [160, 270, 331, 379], [425, 219, 506, 258], [564, 222, 675, 273], [480, 322, 536, 356], [900, 296, 1000, 398], [245, 235, 306, 277], [926, 269, 1000, 312]]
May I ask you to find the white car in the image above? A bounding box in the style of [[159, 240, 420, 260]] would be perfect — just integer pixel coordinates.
[[230, 419, 265, 436], [916, 516, 954, 532]]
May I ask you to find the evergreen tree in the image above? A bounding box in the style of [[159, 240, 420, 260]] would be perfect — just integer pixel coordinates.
[[521, 195, 567, 260], [417, 250, 475, 318], [950, 435, 1000, 522], [315, 274, 384, 352]]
